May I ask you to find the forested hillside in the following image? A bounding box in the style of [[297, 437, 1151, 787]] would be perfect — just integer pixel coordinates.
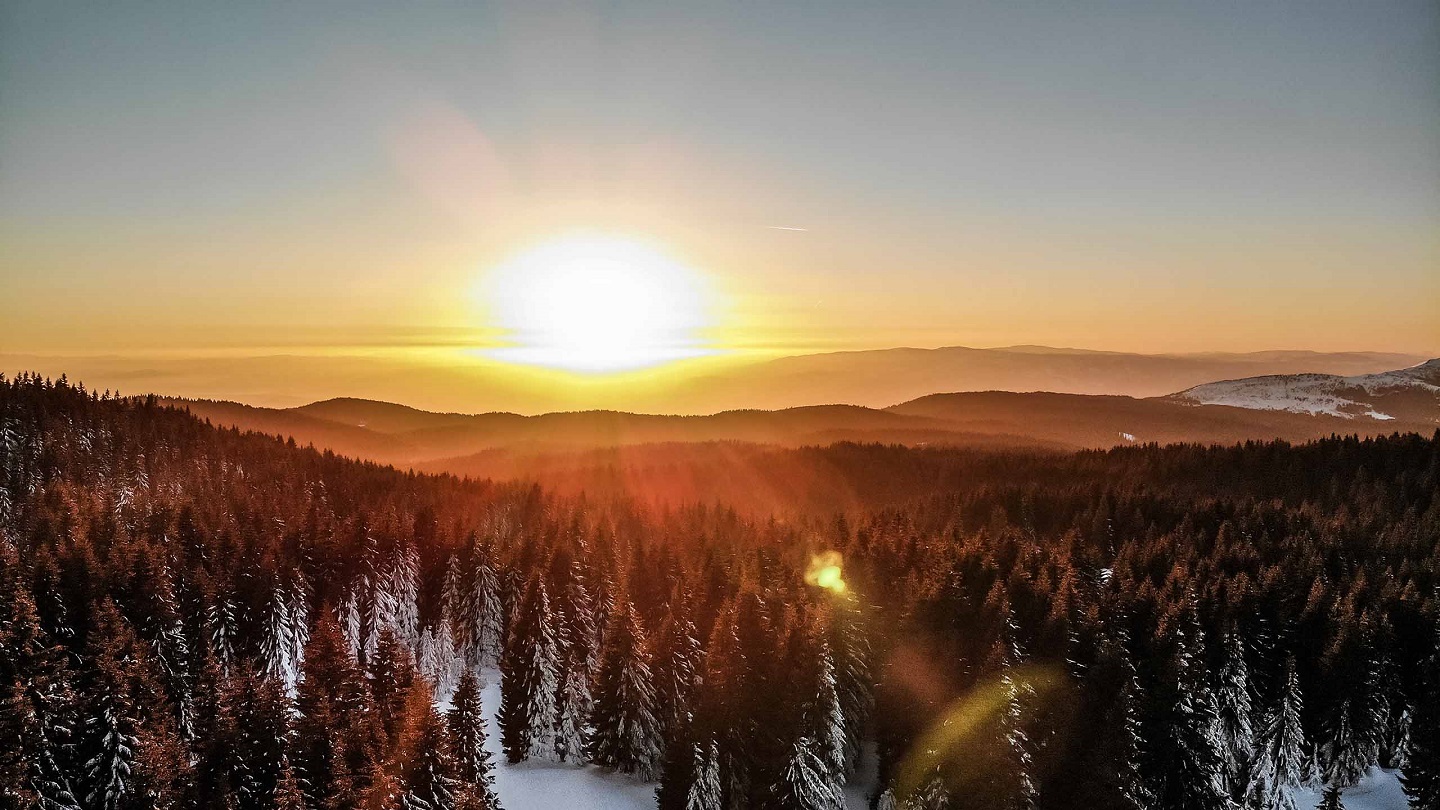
[[2, 373, 1439, 810]]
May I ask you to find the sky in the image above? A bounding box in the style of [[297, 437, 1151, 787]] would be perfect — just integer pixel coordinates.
[[2, 0, 1438, 372]]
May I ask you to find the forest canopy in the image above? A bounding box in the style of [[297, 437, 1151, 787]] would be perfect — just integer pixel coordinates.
[[1, 373, 1438, 810]]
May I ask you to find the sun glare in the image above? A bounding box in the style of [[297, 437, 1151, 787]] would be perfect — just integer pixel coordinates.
[[481, 234, 716, 373]]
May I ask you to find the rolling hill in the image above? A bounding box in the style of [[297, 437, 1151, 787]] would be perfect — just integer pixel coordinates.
[[165, 356, 1439, 478]]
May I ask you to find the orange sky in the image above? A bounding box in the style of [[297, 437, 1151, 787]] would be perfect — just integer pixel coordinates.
[[3, 2, 1438, 376]]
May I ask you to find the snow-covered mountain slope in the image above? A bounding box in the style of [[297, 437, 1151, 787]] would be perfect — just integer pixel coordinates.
[[1170, 359, 1440, 423]]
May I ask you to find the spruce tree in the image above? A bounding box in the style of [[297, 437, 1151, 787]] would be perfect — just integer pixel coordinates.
[[294, 612, 378, 810], [498, 577, 560, 763], [272, 759, 306, 810], [651, 590, 703, 741], [1046, 632, 1151, 810], [685, 741, 722, 810], [81, 600, 187, 810], [1214, 632, 1255, 798], [446, 669, 499, 809], [371, 627, 419, 746], [228, 669, 290, 810], [1140, 613, 1230, 810], [553, 647, 591, 764], [1248, 656, 1307, 810], [0, 565, 81, 810], [398, 684, 458, 810], [1401, 628, 1440, 810], [459, 550, 504, 669], [770, 737, 845, 810], [587, 599, 663, 779]]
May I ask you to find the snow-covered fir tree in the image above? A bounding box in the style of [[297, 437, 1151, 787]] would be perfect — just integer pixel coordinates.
[[81, 600, 188, 810], [273, 758, 306, 810], [371, 628, 420, 745], [498, 576, 561, 763], [446, 669, 500, 809], [0, 554, 81, 810], [417, 622, 461, 701], [205, 586, 239, 676], [808, 637, 848, 780], [388, 542, 422, 647], [685, 740, 722, 810], [652, 588, 704, 742], [293, 613, 378, 810], [588, 599, 664, 778], [1140, 609, 1231, 810], [227, 669, 290, 810], [259, 580, 293, 686], [1214, 631, 1256, 793], [1402, 621, 1440, 810], [458, 547, 506, 669], [771, 737, 845, 810], [1246, 656, 1308, 810], [398, 686, 458, 810], [553, 650, 591, 764], [990, 633, 1039, 810]]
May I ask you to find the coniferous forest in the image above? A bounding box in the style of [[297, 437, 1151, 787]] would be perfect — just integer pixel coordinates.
[[3, 374, 1439, 810]]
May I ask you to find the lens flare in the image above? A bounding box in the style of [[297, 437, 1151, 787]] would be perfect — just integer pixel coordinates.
[[805, 550, 847, 594], [894, 664, 1067, 803]]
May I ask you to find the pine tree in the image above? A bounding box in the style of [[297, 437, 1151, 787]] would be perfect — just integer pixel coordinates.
[[458, 550, 504, 670], [371, 627, 419, 746], [446, 670, 499, 810], [398, 684, 458, 810], [685, 741, 721, 810], [0, 558, 81, 810], [553, 647, 591, 764], [228, 669, 290, 810], [1248, 656, 1307, 810], [587, 599, 663, 779], [1401, 627, 1440, 810], [651, 591, 703, 741], [81, 600, 187, 810], [1214, 632, 1255, 798], [294, 612, 378, 810], [498, 577, 560, 763], [770, 737, 845, 810], [1140, 612, 1230, 810]]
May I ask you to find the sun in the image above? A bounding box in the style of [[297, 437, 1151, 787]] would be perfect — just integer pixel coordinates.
[[481, 234, 717, 373]]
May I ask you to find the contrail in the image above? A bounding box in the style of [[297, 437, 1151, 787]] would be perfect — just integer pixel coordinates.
[[766, 225, 808, 231]]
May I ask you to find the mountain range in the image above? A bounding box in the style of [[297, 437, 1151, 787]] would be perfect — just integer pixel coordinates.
[[6, 345, 1423, 414], [164, 357, 1440, 484]]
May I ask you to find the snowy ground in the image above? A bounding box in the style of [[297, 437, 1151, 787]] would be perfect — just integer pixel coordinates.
[[1287, 767, 1408, 810], [474, 669, 1405, 810], [475, 668, 873, 810]]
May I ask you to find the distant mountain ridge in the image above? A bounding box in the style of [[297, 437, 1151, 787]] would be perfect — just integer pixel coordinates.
[[161, 357, 1440, 481], [7, 345, 1423, 414], [1170, 359, 1440, 423], [688, 346, 1425, 410]]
